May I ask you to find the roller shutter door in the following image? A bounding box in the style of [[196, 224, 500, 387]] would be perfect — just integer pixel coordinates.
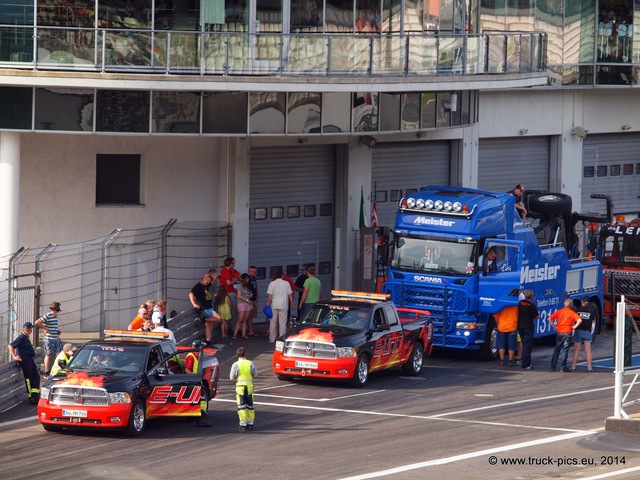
[[249, 145, 335, 310], [582, 134, 640, 215], [371, 141, 451, 227], [478, 137, 550, 193]]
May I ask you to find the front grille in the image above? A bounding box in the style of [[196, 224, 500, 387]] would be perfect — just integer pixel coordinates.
[[284, 340, 337, 359], [50, 386, 109, 406]]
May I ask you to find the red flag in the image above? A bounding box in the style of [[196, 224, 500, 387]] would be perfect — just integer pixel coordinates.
[[371, 196, 378, 227]]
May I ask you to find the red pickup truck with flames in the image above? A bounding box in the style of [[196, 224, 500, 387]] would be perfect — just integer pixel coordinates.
[[273, 291, 433, 387], [37, 330, 219, 435]]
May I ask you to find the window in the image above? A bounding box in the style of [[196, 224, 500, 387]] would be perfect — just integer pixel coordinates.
[[96, 154, 141, 205]]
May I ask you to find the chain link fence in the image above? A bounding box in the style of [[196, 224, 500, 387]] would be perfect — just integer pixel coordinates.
[[1, 220, 230, 361]]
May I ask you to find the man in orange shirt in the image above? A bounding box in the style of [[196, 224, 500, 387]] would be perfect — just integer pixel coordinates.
[[494, 305, 518, 366], [548, 299, 582, 372]]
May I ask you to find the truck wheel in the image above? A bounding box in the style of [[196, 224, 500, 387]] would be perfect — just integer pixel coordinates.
[[125, 400, 146, 436], [528, 193, 572, 216], [351, 355, 369, 387], [402, 343, 424, 376], [42, 424, 63, 433], [478, 318, 498, 360]]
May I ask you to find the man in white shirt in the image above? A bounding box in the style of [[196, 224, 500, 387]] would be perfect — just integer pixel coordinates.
[[266, 267, 294, 343], [152, 298, 176, 348]]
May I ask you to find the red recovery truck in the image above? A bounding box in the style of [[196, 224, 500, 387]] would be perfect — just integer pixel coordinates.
[[38, 330, 219, 435], [273, 290, 433, 387], [595, 216, 640, 324]]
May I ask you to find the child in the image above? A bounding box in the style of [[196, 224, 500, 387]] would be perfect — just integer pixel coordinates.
[[215, 285, 231, 339]]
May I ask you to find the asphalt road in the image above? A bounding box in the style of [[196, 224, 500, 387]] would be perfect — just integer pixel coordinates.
[[2, 325, 640, 480]]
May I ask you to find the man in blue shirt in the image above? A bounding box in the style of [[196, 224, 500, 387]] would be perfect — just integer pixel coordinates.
[[9, 322, 40, 404]]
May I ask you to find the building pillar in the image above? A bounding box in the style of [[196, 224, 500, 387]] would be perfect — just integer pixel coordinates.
[[0, 132, 20, 257]]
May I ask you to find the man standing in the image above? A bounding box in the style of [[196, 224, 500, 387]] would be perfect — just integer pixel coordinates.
[[229, 346, 258, 431], [220, 257, 240, 334], [549, 299, 581, 372], [152, 299, 176, 347], [246, 265, 259, 336], [50, 343, 77, 376], [8, 322, 40, 404], [189, 273, 222, 345], [266, 267, 294, 342], [35, 301, 63, 375], [294, 269, 307, 316], [517, 290, 539, 370], [299, 265, 321, 319]]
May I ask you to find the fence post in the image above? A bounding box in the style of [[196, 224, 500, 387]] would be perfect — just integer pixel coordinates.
[[161, 219, 177, 301], [100, 229, 121, 334], [34, 243, 56, 345], [613, 295, 626, 419], [6, 248, 25, 361]]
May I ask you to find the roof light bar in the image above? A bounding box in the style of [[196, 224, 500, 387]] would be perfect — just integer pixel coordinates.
[[104, 329, 169, 339], [331, 290, 390, 301]]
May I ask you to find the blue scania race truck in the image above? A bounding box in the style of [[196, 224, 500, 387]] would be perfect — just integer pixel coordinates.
[[381, 185, 606, 359]]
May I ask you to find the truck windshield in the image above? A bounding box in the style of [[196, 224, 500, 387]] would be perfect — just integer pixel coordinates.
[[301, 304, 370, 331], [391, 236, 476, 276], [68, 345, 148, 373], [600, 230, 640, 268]]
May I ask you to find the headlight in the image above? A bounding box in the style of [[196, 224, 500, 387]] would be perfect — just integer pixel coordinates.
[[424, 199, 434, 210], [109, 392, 131, 404], [275, 341, 284, 352], [443, 201, 452, 211], [40, 386, 50, 400], [452, 202, 462, 212], [416, 199, 425, 208], [406, 198, 416, 208], [337, 347, 357, 358], [456, 322, 477, 330]]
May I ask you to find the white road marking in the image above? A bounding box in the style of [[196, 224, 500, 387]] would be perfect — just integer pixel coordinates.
[[256, 389, 386, 402], [337, 431, 595, 480], [581, 466, 640, 479]]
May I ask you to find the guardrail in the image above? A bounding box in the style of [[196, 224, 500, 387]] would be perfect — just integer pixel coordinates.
[[0, 26, 546, 77]]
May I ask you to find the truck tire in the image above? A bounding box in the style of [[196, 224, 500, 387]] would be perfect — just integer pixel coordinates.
[[478, 317, 498, 360], [528, 193, 572, 216], [351, 354, 369, 387], [42, 424, 63, 433], [125, 399, 146, 436], [402, 343, 424, 376]]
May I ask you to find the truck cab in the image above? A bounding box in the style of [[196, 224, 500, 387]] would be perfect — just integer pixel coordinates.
[[382, 185, 604, 359]]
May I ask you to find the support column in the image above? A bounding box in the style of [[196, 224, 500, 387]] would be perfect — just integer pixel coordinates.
[[0, 132, 20, 257]]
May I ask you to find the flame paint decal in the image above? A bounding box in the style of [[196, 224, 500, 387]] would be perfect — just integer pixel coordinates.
[[288, 328, 334, 342], [60, 372, 105, 388]]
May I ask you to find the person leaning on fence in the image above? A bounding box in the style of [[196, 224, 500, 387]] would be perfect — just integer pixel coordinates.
[[35, 301, 64, 375], [8, 322, 40, 404], [229, 346, 258, 431]]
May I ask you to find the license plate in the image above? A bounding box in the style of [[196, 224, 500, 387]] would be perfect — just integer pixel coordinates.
[[295, 361, 318, 369], [62, 409, 88, 418]]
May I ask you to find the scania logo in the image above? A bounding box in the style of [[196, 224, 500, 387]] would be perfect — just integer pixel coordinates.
[[413, 275, 443, 283]]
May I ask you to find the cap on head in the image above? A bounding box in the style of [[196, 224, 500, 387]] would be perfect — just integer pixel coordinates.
[[63, 343, 77, 352], [23, 321, 34, 329]]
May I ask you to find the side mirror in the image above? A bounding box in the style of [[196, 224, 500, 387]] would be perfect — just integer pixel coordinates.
[[374, 323, 390, 332], [155, 367, 169, 377]]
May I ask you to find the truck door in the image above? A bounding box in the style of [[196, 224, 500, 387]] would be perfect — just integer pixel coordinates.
[[146, 346, 202, 417], [477, 239, 523, 314], [368, 305, 403, 372]]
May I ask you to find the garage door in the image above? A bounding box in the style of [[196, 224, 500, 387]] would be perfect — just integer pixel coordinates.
[[478, 137, 550, 193], [371, 141, 451, 227], [249, 145, 335, 314], [582, 134, 640, 215]]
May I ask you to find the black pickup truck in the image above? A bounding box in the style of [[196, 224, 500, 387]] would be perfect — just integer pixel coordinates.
[[273, 290, 433, 387], [38, 330, 219, 435]]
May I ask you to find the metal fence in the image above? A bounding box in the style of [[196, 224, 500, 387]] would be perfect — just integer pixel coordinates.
[[0, 219, 230, 361]]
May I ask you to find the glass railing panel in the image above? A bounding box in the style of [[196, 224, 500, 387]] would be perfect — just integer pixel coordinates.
[[226, 33, 251, 74], [252, 33, 283, 74], [0, 26, 34, 62], [166, 31, 201, 71], [372, 35, 404, 75], [36, 28, 96, 66], [487, 34, 506, 73], [465, 35, 486, 74], [329, 35, 370, 74], [505, 34, 523, 73], [102, 29, 153, 69], [203, 32, 229, 74], [407, 35, 438, 75], [286, 34, 328, 74], [437, 36, 464, 74]]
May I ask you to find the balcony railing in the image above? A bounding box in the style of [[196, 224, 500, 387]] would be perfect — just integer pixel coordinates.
[[0, 25, 547, 77]]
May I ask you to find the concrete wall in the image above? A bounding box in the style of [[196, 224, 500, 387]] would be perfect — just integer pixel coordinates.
[[18, 134, 228, 247]]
